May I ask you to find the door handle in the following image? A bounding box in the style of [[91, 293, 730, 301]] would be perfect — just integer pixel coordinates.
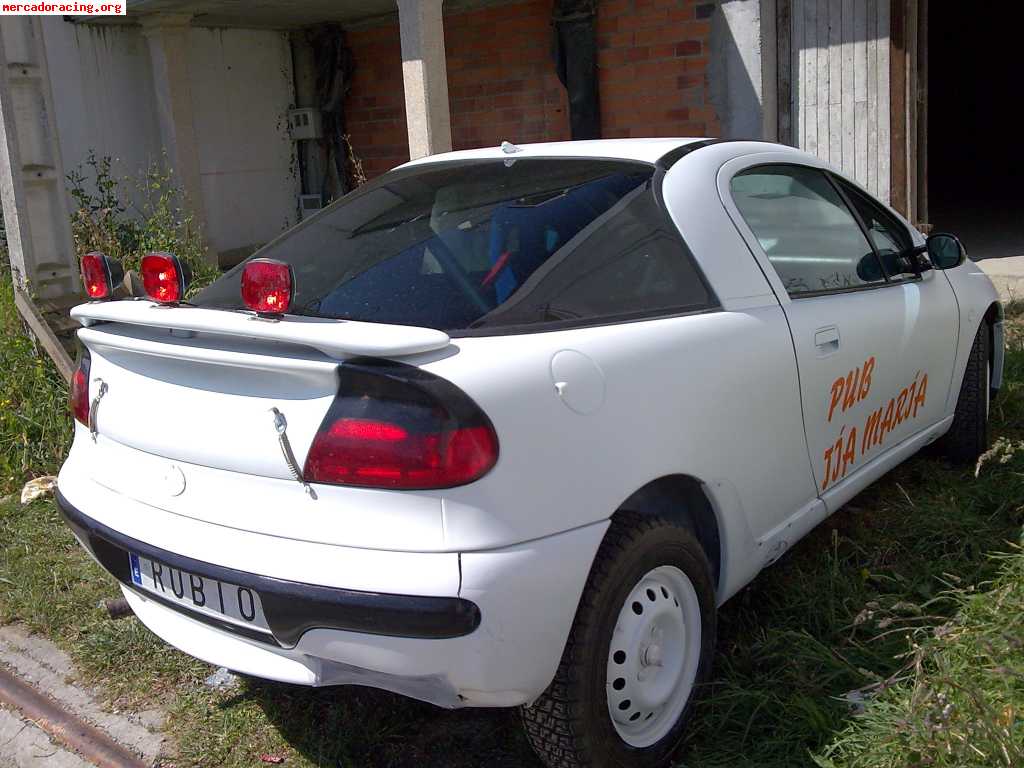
[[814, 326, 840, 356]]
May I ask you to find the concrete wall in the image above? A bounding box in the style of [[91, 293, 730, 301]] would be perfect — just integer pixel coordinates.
[[187, 28, 299, 261], [41, 19, 298, 261], [42, 20, 163, 196]]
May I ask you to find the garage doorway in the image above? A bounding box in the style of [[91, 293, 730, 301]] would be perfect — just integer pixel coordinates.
[[925, 2, 1024, 261]]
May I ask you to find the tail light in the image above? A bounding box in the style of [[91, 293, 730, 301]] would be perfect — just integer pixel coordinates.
[[241, 259, 294, 316], [141, 252, 189, 304], [304, 360, 499, 490], [80, 251, 123, 300], [70, 349, 91, 426]]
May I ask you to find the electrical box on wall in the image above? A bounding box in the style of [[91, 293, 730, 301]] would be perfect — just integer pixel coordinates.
[[298, 194, 323, 219], [288, 108, 323, 141]]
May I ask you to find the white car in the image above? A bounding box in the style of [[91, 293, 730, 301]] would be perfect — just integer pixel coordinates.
[[58, 139, 1002, 768]]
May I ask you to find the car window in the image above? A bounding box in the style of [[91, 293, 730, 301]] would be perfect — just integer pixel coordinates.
[[730, 165, 887, 297], [196, 158, 713, 332], [834, 178, 917, 281]]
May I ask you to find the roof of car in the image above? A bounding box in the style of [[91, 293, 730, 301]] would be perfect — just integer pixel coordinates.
[[400, 138, 711, 168]]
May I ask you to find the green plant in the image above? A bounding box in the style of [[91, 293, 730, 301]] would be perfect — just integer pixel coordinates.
[[67, 151, 219, 297], [813, 543, 1024, 768], [0, 269, 71, 495]]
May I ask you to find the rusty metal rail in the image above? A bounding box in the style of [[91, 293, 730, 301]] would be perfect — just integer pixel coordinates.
[[0, 662, 148, 768]]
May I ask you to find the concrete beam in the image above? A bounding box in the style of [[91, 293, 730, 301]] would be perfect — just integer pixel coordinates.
[[396, 0, 452, 160], [0, 17, 79, 301], [141, 13, 211, 259]]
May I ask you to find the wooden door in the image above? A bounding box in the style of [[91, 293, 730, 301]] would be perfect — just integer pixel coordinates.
[[777, 0, 892, 205]]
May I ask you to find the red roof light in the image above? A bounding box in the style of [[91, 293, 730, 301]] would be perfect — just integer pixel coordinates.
[[241, 259, 294, 316], [80, 252, 123, 300], [141, 252, 187, 304]]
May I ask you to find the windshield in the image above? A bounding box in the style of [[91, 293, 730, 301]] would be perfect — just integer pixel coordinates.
[[195, 158, 712, 332]]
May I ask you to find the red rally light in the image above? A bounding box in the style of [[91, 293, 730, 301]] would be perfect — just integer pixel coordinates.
[[80, 251, 123, 300], [141, 252, 188, 304], [241, 259, 294, 315]]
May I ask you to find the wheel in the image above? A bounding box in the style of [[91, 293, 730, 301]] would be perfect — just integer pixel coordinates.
[[521, 514, 716, 768], [940, 322, 991, 463]]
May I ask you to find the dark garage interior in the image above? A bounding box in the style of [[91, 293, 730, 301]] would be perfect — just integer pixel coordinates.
[[927, 4, 1024, 261]]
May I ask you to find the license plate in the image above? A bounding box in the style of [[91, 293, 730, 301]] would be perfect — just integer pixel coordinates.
[[128, 552, 271, 633]]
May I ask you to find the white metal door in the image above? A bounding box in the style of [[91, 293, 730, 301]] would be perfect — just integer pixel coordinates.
[[783, 275, 955, 492], [720, 155, 957, 495]]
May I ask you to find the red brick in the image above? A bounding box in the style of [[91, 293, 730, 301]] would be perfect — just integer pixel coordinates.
[[600, 0, 632, 18], [675, 39, 702, 56], [625, 46, 651, 62]]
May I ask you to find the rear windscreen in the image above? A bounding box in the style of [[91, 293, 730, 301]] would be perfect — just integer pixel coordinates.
[[195, 158, 712, 333]]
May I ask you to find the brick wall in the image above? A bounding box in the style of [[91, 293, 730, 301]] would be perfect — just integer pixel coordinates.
[[446, 0, 571, 150], [343, 0, 718, 179], [597, 0, 719, 138], [345, 23, 409, 180]]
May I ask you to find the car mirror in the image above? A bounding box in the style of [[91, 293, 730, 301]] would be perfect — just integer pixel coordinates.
[[926, 233, 965, 270]]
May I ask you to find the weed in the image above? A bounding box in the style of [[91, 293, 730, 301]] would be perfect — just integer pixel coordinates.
[[0, 272, 71, 495], [67, 151, 219, 297]]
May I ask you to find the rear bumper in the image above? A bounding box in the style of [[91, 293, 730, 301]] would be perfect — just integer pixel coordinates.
[[55, 453, 609, 707], [56, 490, 480, 647]]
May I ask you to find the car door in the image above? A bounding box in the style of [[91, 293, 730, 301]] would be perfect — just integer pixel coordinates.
[[723, 160, 959, 498]]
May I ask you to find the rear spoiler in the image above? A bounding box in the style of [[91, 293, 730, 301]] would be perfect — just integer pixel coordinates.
[[70, 300, 451, 359]]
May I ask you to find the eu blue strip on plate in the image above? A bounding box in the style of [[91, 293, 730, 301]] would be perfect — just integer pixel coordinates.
[[129, 552, 142, 585]]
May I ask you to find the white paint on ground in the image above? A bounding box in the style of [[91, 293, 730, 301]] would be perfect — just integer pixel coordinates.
[[0, 625, 164, 764]]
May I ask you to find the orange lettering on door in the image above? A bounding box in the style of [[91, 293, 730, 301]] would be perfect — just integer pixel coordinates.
[[827, 356, 876, 422]]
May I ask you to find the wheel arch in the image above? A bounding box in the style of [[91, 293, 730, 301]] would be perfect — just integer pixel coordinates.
[[613, 474, 722, 593]]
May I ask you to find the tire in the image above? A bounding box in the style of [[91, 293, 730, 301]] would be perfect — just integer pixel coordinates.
[[941, 322, 991, 463], [521, 513, 716, 768]]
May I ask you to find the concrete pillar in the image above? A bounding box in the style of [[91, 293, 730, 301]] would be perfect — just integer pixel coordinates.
[[0, 17, 79, 301], [709, 0, 767, 141], [141, 13, 210, 259], [395, 0, 452, 159]]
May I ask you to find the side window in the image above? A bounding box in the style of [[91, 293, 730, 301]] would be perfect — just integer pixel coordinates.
[[835, 178, 917, 281], [472, 183, 712, 328], [730, 165, 886, 297]]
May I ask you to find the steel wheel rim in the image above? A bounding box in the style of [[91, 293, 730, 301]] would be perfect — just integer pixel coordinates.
[[605, 565, 701, 748]]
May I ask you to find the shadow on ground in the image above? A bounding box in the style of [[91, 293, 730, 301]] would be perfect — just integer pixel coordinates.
[[238, 682, 533, 767]]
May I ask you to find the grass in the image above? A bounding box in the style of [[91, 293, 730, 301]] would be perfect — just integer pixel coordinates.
[[813, 543, 1024, 768], [0, 276, 72, 496], [0, 275, 1022, 766]]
